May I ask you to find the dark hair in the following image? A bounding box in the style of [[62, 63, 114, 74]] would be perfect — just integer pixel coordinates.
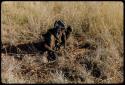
[[54, 20, 65, 28]]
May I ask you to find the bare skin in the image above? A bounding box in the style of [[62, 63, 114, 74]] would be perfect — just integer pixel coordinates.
[[55, 25, 72, 50]]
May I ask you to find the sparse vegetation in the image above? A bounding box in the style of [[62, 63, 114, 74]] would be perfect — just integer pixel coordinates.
[[1, 1, 123, 84]]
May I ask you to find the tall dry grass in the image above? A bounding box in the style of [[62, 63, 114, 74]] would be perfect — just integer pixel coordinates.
[[1, 1, 123, 84]]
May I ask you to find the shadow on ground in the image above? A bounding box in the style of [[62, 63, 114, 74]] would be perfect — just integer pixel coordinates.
[[1, 41, 46, 54]]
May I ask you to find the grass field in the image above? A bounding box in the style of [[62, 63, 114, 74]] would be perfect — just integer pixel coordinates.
[[1, 1, 124, 84]]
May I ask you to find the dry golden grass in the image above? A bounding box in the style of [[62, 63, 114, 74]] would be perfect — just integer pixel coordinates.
[[1, 1, 123, 84]]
